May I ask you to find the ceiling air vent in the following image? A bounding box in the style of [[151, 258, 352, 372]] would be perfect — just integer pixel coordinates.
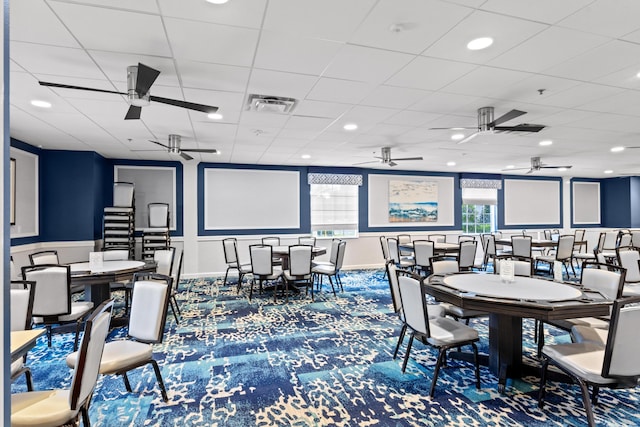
[[247, 94, 297, 114]]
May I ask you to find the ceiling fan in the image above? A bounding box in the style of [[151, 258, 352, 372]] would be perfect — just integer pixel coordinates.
[[134, 134, 220, 161], [504, 156, 572, 174], [430, 107, 546, 144], [354, 146, 423, 167], [39, 63, 218, 120]]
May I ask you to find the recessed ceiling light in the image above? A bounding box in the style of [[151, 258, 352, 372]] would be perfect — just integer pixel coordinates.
[[467, 37, 493, 51], [611, 146, 625, 152], [451, 133, 465, 141], [446, 161, 456, 167], [558, 167, 568, 172], [206, 0, 229, 4], [505, 165, 515, 169], [539, 140, 553, 146], [343, 123, 358, 131], [301, 154, 311, 159], [604, 170, 613, 174], [207, 112, 223, 120], [31, 100, 51, 108], [636, 71, 640, 78]]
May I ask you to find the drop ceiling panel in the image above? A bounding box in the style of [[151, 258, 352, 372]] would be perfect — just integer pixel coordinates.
[[360, 85, 432, 109], [538, 83, 625, 109], [306, 78, 373, 104], [164, 18, 259, 66], [89, 51, 180, 87], [386, 56, 477, 91], [10, 0, 79, 47], [292, 100, 350, 120], [254, 31, 343, 76], [176, 60, 250, 93], [248, 69, 318, 100], [323, 45, 414, 84], [349, 0, 471, 54], [479, 0, 592, 24], [49, 2, 171, 56], [383, 110, 442, 127], [578, 91, 640, 116], [52, 0, 160, 14], [441, 66, 533, 98], [158, 0, 266, 28], [422, 10, 547, 64], [557, 0, 640, 38], [11, 42, 105, 80]]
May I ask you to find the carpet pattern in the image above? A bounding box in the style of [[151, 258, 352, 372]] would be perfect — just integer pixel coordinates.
[[11, 269, 640, 426]]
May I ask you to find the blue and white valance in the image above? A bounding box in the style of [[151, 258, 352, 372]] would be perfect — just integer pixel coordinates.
[[460, 178, 502, 190], [308, 173, 363, 186]]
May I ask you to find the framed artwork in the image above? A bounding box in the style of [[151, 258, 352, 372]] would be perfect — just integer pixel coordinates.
[[388, 179, 438, 223], [10, 157, 16, 225]]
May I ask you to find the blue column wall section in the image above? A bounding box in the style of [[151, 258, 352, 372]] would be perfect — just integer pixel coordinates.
[[601, 177, 631, 228], [630, 177, 640, 228], [40, 150, 102, 241]]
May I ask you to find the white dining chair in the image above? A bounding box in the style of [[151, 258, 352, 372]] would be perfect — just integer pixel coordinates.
[[10, 280, 36, 391]]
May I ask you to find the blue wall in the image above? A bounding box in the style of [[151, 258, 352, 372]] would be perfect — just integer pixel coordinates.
[[630, 177, 640, 228], [601, 177, 632, 228]]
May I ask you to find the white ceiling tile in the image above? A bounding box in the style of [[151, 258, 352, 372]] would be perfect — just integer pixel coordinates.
[[263, 0, 376, 42], [248, 69, 318, 100], [183, 88, 245, 123], [254, 31, 343, 75], [386, 56, 477, 91], [292, 100, 351, 120], [383, 110, 442, 127], [489, 26, 609, 73], [10, 0, 79, 47], [593, 63, 640, 89], [49, 2, 171, 56], [239, 111, 289, 128], [177, 60, 250, 93], [164, 17, 259, 66], [499, 75, 580, 104], [52, 0, 160, 13], [340, 105, 400, 125], [557, 0, 640, 38], [306, 77, 373, 104], [408, 91, 481, 115], [360, 85, 432, 110], [349, 0, 472, 54], [323, 45, 414, 84], [578, 91, 640, 116], [479, 0, 592, 24], [89, 51, 180, 86], [11, 42, 105, 80], [284, 116, 333, 131], [441, 66, 533, 98], [537, 83, 625, 109], [158, 0, 266, 28], [423, 10, 548, 64]]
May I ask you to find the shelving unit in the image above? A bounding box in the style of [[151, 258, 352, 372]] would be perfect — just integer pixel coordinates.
[[103, 182, 136, 259]]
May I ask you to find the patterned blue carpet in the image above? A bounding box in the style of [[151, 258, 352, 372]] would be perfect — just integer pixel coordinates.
[[11, 269, 640, 426]]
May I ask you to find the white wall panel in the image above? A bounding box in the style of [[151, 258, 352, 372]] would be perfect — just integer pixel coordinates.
[[504, 179, 560, 225]]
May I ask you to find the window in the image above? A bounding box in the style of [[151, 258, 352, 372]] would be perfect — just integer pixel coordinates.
[[461, 187, 497, 234], [310, 184, 359, 238]]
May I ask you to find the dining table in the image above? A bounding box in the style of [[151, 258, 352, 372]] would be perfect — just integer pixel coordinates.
[[271, 245, 327, 269], [399, 241, 460, 255], [426, 272, 611, 392], [11, 329, 45, 363]]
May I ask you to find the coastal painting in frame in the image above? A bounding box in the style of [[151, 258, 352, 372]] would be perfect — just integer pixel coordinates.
[[388, 180, 438, 223]]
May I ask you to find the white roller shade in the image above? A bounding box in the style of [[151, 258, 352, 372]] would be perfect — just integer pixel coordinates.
[[462, 187, 497, 205]]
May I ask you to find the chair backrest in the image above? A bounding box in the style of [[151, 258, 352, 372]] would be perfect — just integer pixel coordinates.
[[288, 245, 312, 276], [398, 276, 430, 337], [154, 248, 176, 276], [379, 236, 389, 261], [458, 240, 477, 269], [22, 264, 72, 317], [632, 231, 640, 248], [602, 296, 640, 378], [113, 181, 135, 207], [595, 232, 606, 253], [10, 281, 36, 331], [493, 255, 533, 277], [172, 248, 184, 293], [574, 229, 585, 242], [250, 244, 273, 276], [619, 232, 632, 247], [580, 261, 626, 300], [385, 261, 402, 314], [387, 238, 401, 264], [329, 238, 341, 264], [428, 234, 446, 243], [29, 250, 59, 265], [10, 256, 20, 280], [484, 234, 496, 256], [222, 238, 238, 264], [262, 237, 280, 246], [68, 299, 113, 411], [430, 256, 459, 275], [511, 235, 532, 258], [458, 235, 475, 243], [603, 231, 619, 250], [555, 235, 575, 260], [102, 249, 129, 261], [335, 241, 347, 271], [298, 236, 316, 246], [616, 247, 640, 284], [397, 234, 412, 244], [148, 202, 170, 228], [129, 273, 173, 343], [413, 240, 435, 269], [543, 229, 552, 240]]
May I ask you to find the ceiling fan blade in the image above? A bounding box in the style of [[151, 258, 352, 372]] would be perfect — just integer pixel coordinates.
[[125, 105, 142, 120], [352, 160, 381, 165], [540, 165, 572, 169], [525, 169, 534, 174], [388, 161, 398, 167], [39, 81, 125, 96], [494, 124, 545, 132], [135, 63, 160, 95], [179, 152, 194, 161], [489, 109, 526, 127], [181, 148, 219, 153], [501, 167, 531, 171], [390, 156, 423, 161], [149, 95, 218, 114], [148, 139, 170, 149], [457, 132, 480, 144], [428, 126, 478, 130]]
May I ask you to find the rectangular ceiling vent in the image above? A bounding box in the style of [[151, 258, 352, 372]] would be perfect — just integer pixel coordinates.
[[247, 94, 297, 114]]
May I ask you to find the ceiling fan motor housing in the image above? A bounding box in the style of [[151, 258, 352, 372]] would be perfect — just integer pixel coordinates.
[[168, 134, 181, 154], [477, 106, 494, 132], [381, 146, 392, 163], [127, 65, 150, 107], [531, 156, 542, 170]]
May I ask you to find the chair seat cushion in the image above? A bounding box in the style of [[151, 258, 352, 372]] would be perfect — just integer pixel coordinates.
[[550, 317, 609, 330], [311, 264, 336, 275], [622, 284, 640, 297], [536, 255, 555, 263], [66, 340, 153, 375], [33, 301, 94, 324], [283, 270, 311, 281], [311, 260, 334, 268], [438, 302, 487, 320], [572, 252, 595, 259], [11, 389, 77, 427], [256, 266, 283, 281], [542, 342, 616, 385], [571, 325, 608, 345], [426, 316, 479, 347], [11, 359, 25, 376]]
